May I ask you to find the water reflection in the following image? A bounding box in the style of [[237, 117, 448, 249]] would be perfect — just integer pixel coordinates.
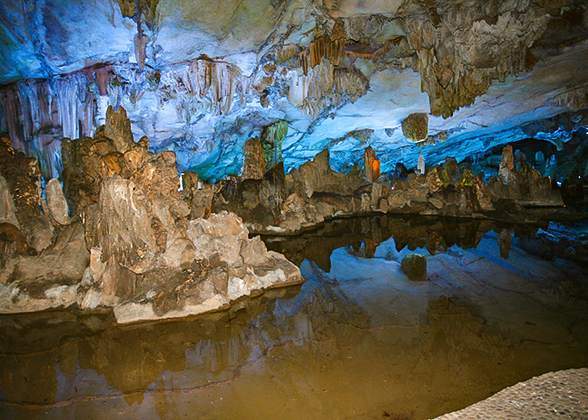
[[1, 216, 587, 420], [263, 215, 548, 270]]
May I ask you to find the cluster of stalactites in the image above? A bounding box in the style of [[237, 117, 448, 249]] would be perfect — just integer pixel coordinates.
[[287, 59, 369, 119], [159, 58, 250, 119], [0, 73, 96, 180], [405, 4, 550, 118]]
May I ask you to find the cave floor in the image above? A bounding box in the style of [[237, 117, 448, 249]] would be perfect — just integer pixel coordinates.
[[1, 217, 587, 420]]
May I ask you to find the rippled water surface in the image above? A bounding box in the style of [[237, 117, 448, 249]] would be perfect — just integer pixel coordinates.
[[1, 216, 588, 419]]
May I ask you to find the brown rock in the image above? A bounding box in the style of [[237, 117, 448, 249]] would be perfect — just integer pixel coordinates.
[[364, 146, 381, 183], [88, 177, 158, 273], [0, 137, 54, 252], [241, 236, 269, 266], [401, 113, 428, 143], [401, 253, 427, 281], [242, 137, 266, 179], [104, 106, 134, 154], [499, 144, 515, 184], [46, 178, 71, 225]]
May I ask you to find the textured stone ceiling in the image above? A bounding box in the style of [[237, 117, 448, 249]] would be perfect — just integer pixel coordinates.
[[1, 0, 587, 180]]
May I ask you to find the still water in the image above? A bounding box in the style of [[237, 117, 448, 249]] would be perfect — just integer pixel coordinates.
[[1, 216, 588, 419]]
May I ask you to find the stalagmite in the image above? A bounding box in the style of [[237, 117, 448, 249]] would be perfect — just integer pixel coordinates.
[[242, 137, 266, 180], [261, 121, 288, 171], [417, 154, 425, 176], [46, 178, 71, 225], [364, 146, 381, 183]]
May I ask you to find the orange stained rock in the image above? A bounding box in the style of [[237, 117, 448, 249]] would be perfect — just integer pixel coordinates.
[[364, 146, 381, 183]]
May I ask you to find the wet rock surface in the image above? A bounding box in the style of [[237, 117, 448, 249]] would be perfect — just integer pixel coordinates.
[[401, 254, 427, 281]]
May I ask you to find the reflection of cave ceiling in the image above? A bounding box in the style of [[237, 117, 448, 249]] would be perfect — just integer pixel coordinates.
[[1, 0, 587, 181]]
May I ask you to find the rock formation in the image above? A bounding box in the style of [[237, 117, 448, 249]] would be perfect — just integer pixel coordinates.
[[1, 1, 586, 183], [364, 146, 381, 183], [0, 108, 303, 323], [402, 113, 429, 143], [214, 140, 565, 235]]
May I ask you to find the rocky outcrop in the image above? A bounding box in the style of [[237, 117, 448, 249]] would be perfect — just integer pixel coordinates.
[[486, 144, 563, 207], [214, 143, 565, 235], [0, 108, 304, 323], [242, 137, 266, 180]]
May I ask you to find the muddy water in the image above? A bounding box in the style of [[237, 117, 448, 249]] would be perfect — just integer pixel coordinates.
[[1, 216, 588, 419]]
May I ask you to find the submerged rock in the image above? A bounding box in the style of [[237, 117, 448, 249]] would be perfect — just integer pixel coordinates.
[[401, 254, 427, 281]]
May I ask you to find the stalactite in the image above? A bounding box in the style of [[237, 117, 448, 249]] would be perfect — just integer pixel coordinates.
[[0, 73, 96, 180], [405, 3, 551, 117]]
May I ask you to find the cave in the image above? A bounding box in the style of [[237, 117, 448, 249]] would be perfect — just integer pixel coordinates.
[[1, 1, 588, 419]]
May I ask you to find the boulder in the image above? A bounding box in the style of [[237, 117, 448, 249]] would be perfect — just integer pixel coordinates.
[[401, 113, 429, 143]]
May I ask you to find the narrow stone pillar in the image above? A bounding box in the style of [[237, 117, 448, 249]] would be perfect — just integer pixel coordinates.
[[242, 137, 266, 179], [364, 146, 381, 183]]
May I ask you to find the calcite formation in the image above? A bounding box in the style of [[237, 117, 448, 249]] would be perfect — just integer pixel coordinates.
[[402, 113, 429, 143], [364, 146, 381, 183], [0, 108, 303, 323], [242, 137, 266, 179], [215, 141, 564, 235], [1, 0, 586, 184]]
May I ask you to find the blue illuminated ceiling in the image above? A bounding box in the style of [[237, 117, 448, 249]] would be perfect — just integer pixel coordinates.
[[1, 0, 587, 181]]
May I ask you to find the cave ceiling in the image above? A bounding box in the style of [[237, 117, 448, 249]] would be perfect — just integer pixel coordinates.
[[1, 0, 587, 180]]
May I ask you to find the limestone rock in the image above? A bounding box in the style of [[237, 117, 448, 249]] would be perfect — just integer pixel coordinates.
[[46, 178, 71, 225], [401, 254, 427, 281], [6, 222, 89, 292], [182, 172, 213, 219], [261, 120, 288, 171], [288, 149, 367, 198], [104, 106, 134, 154], [402, 113, 428, 143], [0, 175, 19, 228], [259, 162, 286, 216], [88, 177, 158, 273], [0, 222, 36, 267], [417, 154, 425, 176], [241, 236, 269, 266], [0, 137, 54, 252], [440, 157, 461, 186], [242, 137, 266, 179]]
